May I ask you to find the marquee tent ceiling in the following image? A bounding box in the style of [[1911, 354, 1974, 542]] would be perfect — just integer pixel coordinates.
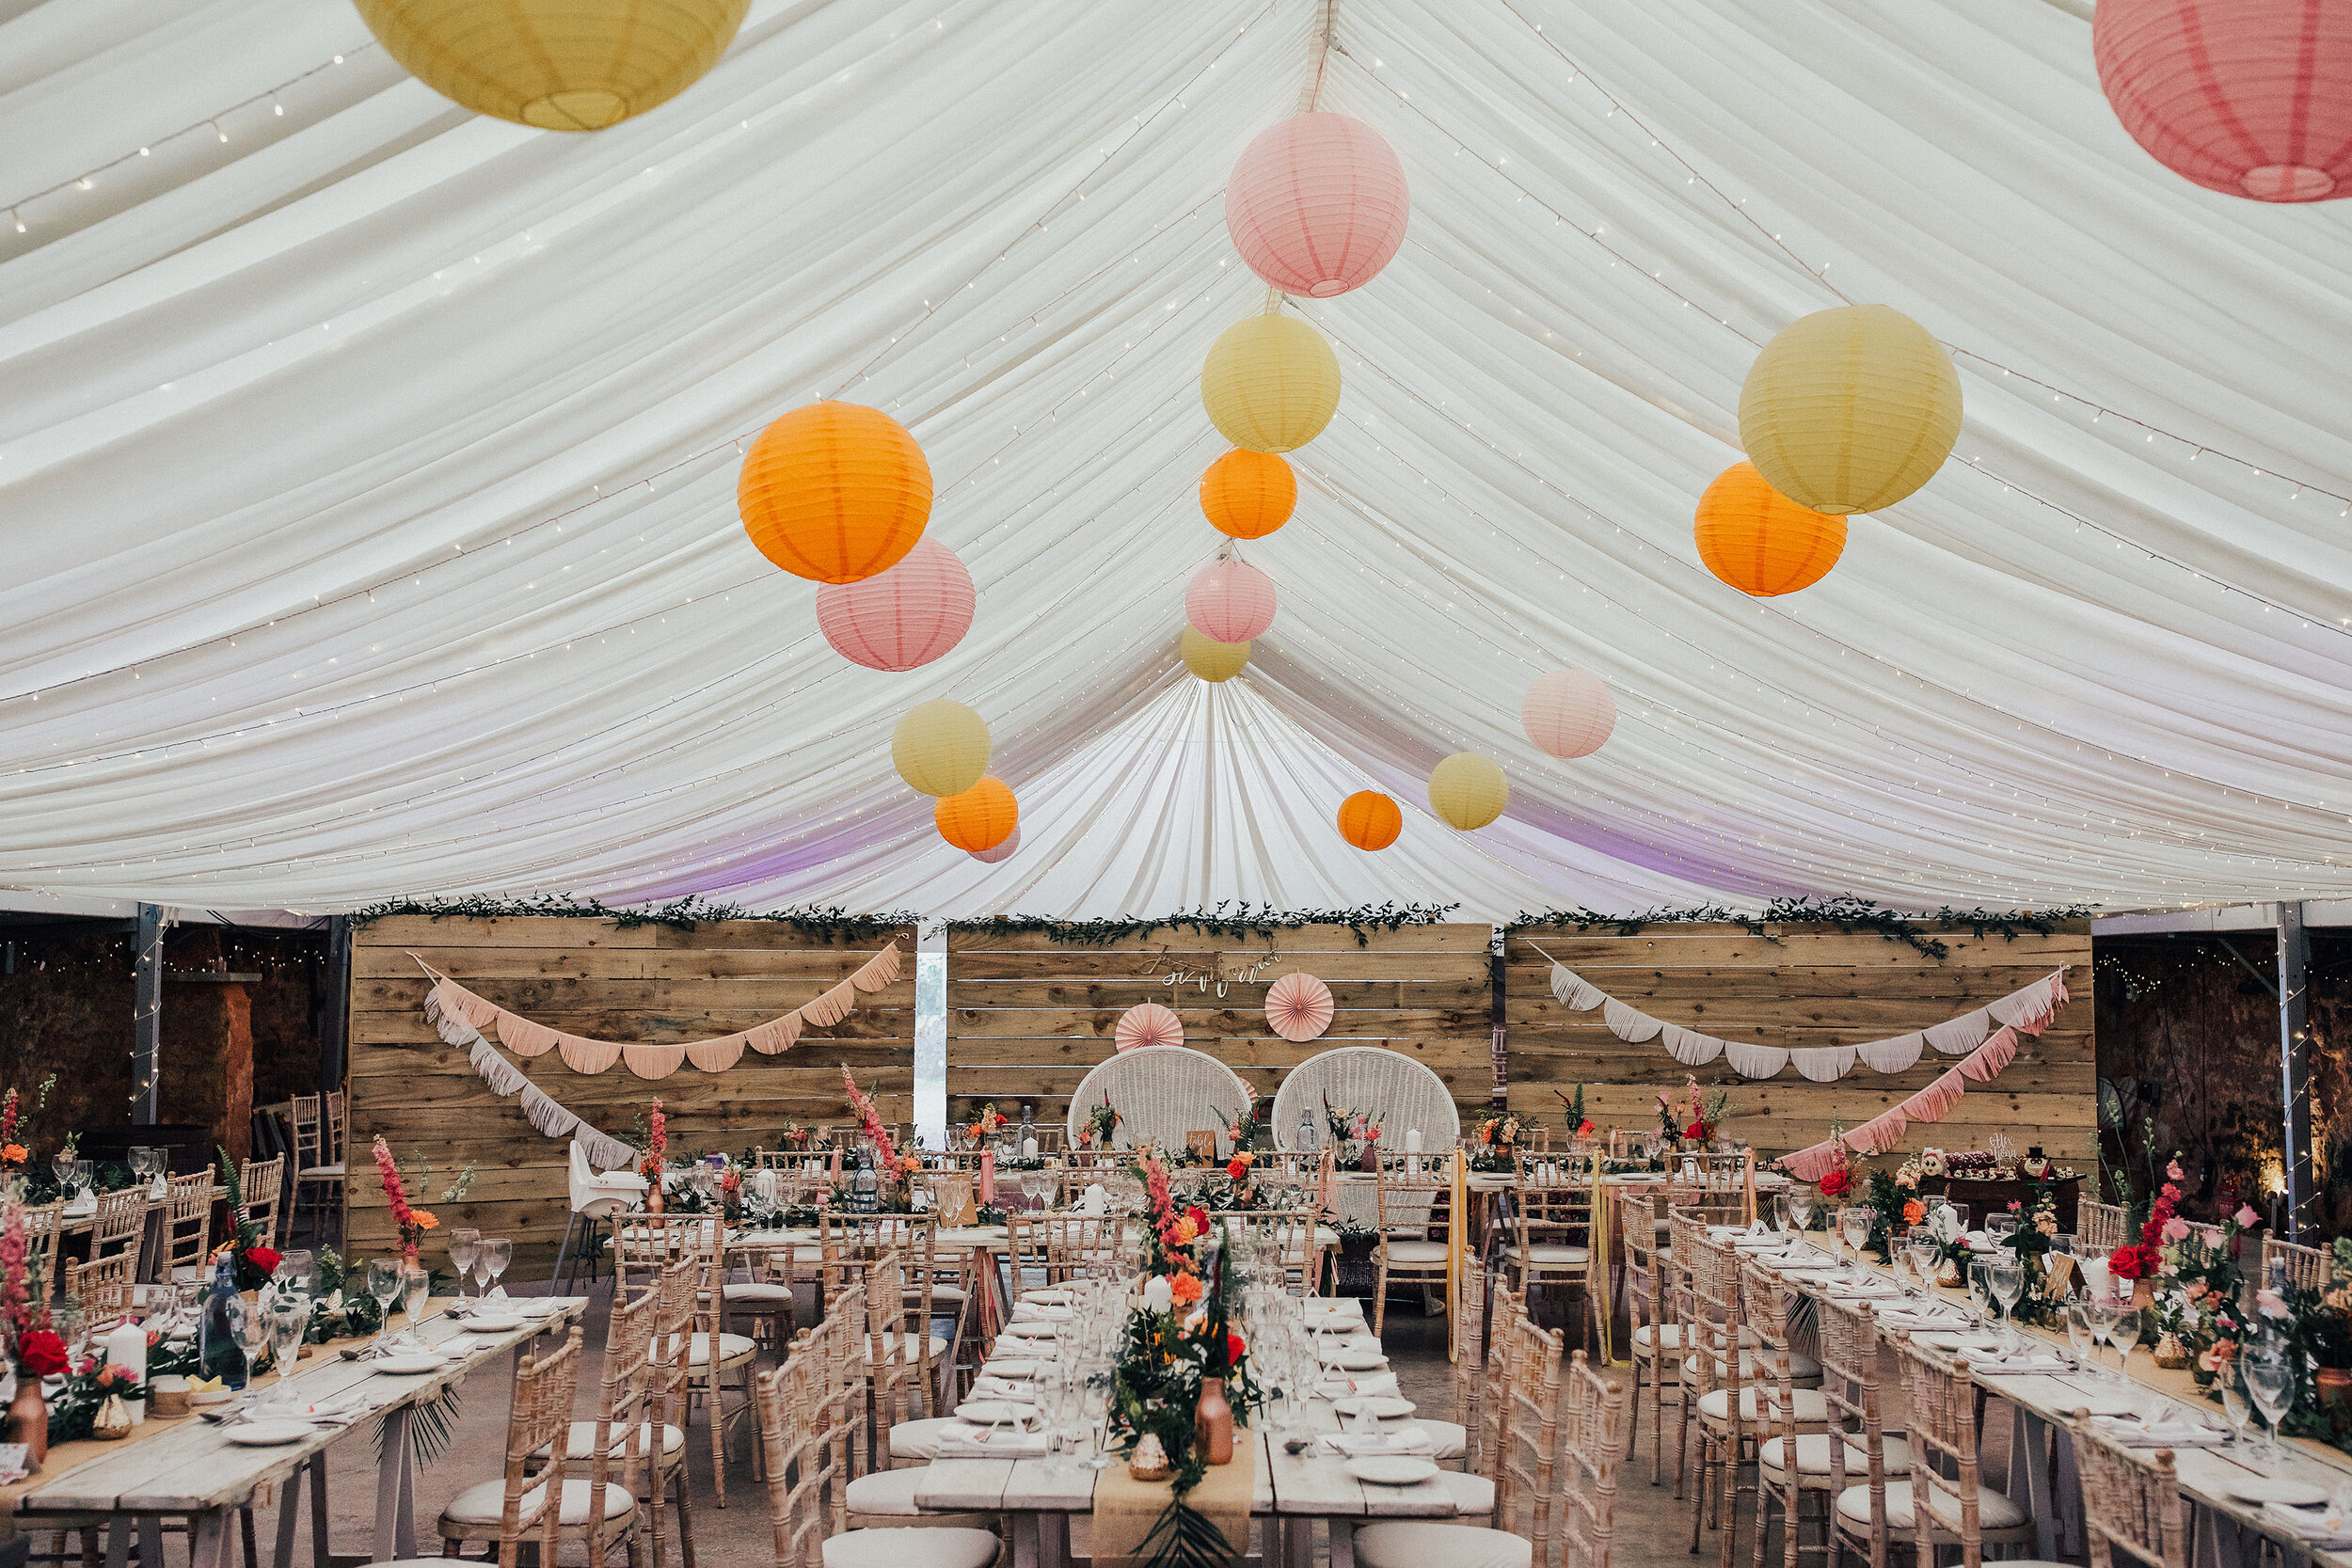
[[2, 0, 2349, 919]]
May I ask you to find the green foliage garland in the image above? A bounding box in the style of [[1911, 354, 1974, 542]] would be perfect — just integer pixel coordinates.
[[950, 900, 1459, 949], [349, 895, 916, 940], [1508, 896, 2093, 960]]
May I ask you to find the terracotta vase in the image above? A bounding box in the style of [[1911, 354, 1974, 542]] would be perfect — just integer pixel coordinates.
[[2317, 1367, 2352, 1434], [1196, 1377, 1234, 1465], [8, 1370, 47, 1471], [1358, 1146, 1378, 1174], [644, 1178, 665, 1216]]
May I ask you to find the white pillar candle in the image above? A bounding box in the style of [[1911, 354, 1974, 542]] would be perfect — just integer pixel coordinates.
[[104, 1318, 148, 1424], [1023, 1136, 1038, 1159], [1405, 1129, 1422, 1154]]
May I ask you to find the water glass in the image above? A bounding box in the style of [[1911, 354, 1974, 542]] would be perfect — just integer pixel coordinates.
[[401, 1266, 431, 1343], [2110, 1308, 2143, 1383], [1839, 1206, 1872, 1262], [1986, 1259, 2024, 1352], [2065, 1299, 2095, 1368], [475, 1238, 513, 1298], [2245, 1353, 2294, 1460], [271, 1300, 312, 1402], [1967, 1259, 1993, 1321], [2050, 1232, 2076, 1257], [1786, 1189, 1817, 1233], [2220, 1373, 2254, 1448], [365, 1259, 402, 1348], [448, 1228, 480, 1299], [1906, 1227, 1942, 1293]]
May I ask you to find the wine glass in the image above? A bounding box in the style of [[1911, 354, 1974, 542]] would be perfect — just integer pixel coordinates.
[[235, 1298, 274, 1386], [1986, 1258, 2025, 1353], [2109, 1307, 2143, 1383], [1967, 1259, 1993, 1322], [53, 1152, 85, 1203], [475, 1238, 513, 1300], [2245, 1351, 2295, 1460], [2065, 1299, 2096, 1370], [270, 1299, 312, 1403], [1906, 1227, 1942, 1295], [447, 1230, 480, 1302], [364, 1259, 402, 1351], [1082, 1369, 1115, 1470], [1984, 1213, 2019, 1246], [1786, 1188, 1817, 1236], [2220, 1367, 2256, 1449], [400, 1266, 431, 1344], [1839, 1206, 1872, 1265]]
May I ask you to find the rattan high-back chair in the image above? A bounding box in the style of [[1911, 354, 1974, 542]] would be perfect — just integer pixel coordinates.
[[1818, 1296, 1907, 1568], [2072, 1412, 2191, 1568], [1892, 1336, 2040, 1567], [1371, 1157, 1452, 1334], [434, 1327, 585, 1568]]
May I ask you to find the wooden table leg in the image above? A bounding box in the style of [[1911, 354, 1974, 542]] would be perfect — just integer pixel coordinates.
[[2010, 1405, 2055, 1560], [102, 1518, 131, 1568], [373, 1405, 418, 1562], [1009, 1512, 1040, 1568], [1330, 1519, 1357, 1568], [136, 1515, 166, 1568], [308, 1454, 331, 1568], [188, 1513, 234, 1568], [272, 1461, 310, 1568]]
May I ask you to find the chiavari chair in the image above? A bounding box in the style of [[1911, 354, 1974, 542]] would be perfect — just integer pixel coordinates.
[[2077, 1199, 2129, 1255], [1558, 1347, 1631, 1568], [1452, 1249, 1491, 1472], [1504, 1178, 1601, 1356], [87, 1187, 146, 1264], [61, 1252, 137, 1324], [1743, 1259, 1840, 1568], [432, 1327, 592, 1568], [1371, 1155, 1452, 1335], [1817, 1297, 1910, 1568], [240, 1154, 287, 1251], [644, 1259, 701, 1568], [289, 1091, 345, 1241], [2071, 1410, 2190, 1568], [1622, 1190, 1681, 1485], [2262, 1233, 2329, 1291], [164, 1171, 217, 1284], [17, 1199, 63, 1308], [822, 1214, 947, 1416], [675, 1230, 758, 1507], [526, 1282, 656, 1568], [1886, 1336, 2041, 1567]]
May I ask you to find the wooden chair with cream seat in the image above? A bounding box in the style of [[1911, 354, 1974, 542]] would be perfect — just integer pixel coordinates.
[[612, 1214, 696, 1293], [2076, 1199, 2129, 1256], [1452, 1250, 1490, 1472], [1814, 1296, 1911, 1568], [2071, 1411, 2189, 1568], [424, 1327, 636, 1568], [644, 1259, 702, 1568], [1621, 1191, 1681, 1485], [289, 1092, 345, 1243], [755, 1316, 1002, 1568], [61, 1252, 137, 1323], [1371, 1157, 1453, 1335], [18, 1199, 63, 1309], [1689, 1230, 1829, 1567], [1880, 1336, 2045, 1568], [1744, 1259, 1851, 1568], [87, 1187, 146, 1264], [241, 1154, 287, 1251], [821, 1214, 946, 1417], [1665, 1208, 1761, 1500], [525, 1290, 654, 1568], [163, 1170, 216, 1284], [834, 1298, 1003, 1536], [2262, 1234, 2329, 1291], [726, 1242, 803, 1360], [681, 1246, 760, 1507], [1504, 1180, 1600, 1357]]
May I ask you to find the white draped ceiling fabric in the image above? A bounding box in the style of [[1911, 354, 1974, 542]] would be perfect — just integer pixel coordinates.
[[3, 0, 2350, 919]]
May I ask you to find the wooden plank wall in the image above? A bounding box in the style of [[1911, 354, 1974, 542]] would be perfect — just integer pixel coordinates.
[[348, 916, 914, 1262], [944, 924, 1495, 1122], [1501, 923, 2095, 1162]]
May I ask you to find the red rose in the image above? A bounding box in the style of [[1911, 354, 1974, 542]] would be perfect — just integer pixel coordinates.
[[1818, 1168, 1851, 1197], [17, 1329, 68, 1377], [1685, 1122, 1708, 1140], [1226, 1158, 1248, 1181], [245, 1245, 282, 1276], [1228, 1331, 1247, 1366], [1184, 1206, 1209, 1234], [2107, 1244, 2151, 1280]]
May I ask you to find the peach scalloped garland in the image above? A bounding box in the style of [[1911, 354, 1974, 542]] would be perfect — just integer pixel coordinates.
[[1114, 1002, 1184, 1053], [1263, 972, 1334, 1042]]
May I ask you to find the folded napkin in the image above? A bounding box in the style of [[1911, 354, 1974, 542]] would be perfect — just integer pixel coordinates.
[[937, 1426, 1051, 1458], [1824, 1277, 1902, 1300], [983, 1358, 1040, 1380], [1875, 1309, 1979, 1331], [1315, 1372, 1401, 1400], [1322, 1426, 1435, 1457], [2087, 1414, 2233, 1448], [2265, 1501, 2352, 1546], [1959, 1350, 2075, 1374], [1010, 1304, 1073, 1323], [1020, 1290, 1074, 1307], [973, 1377, 1037, 1401]]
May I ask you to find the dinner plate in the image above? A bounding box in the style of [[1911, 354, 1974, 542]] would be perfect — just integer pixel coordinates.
[[1008, 1319, 1060, 1338], [1319, 1345, 1385, 1370], [2224, 1478, 2328, 1507], [1021, 1290, 1073, 1307], [225, 1419, 313, 1447], [1334, 1395, 1415, 1419], [1344, 1456, 1438, 1485], [954, 1400, 1038, 1426], [462, 1316, 525, 1333], [373, 1353, 448, 1375]]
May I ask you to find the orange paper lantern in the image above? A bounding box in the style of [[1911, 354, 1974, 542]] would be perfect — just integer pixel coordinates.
[[1693, 463, 1848, 596], [1337, 790, 1402, 850], [1199, 449, 1297, 540], [935, 777, 1017, 853], [739, 402, 931, 584]]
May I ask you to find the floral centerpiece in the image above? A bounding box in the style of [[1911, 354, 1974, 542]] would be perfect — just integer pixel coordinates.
[[1994, 1186, 2066, 1327], [372, 1135, 440, 1265], [2, 1200, 70, 1464], [1553, 1085, 1597, 1143], [841, 1065, 921, 1204], [1659, 1075, 1732, 1145], [1324, 1095, 1384, 1170], [1469, 1115, 1525, 1174], [0, 1074, 56, 1173], [966, 1103, 1009, 1148], [1200, 1151, 1271, 1212], [215, 1145, 283, 1289], [1081, 1097, 1120, 1149]]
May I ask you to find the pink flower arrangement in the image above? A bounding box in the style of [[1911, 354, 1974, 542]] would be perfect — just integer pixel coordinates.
[[840, 1066, 908, 1174], [643, 1099, 667, 1177], [373, 1135, 437, 1247]]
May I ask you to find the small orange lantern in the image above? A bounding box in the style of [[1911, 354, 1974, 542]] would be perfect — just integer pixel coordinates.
[[1337, 790, 1402, 850], [1693, 462, 1847, 596], [935, 777, 1017, 853], [1199, 450, 1296, 540], [739, 402, 931, 584]]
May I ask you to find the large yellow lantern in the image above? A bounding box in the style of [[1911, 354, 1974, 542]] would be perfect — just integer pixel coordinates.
[[891, 700, 991, 798], [1428, 752, 1508, 831], [1181, 627, 1250, 683], [1200, 314, 1342, 453], [353, 0, 752, 131], [1737, 305, 1962, 515]]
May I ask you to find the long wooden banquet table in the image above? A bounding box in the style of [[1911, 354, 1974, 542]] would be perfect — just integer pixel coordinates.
[[3, 1296, 587, 1568], [908, 1290, 1443, 1568], [1753, 1230, 2352, 1568]]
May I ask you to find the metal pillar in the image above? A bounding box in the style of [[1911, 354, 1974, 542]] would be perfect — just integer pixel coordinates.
[[1488, 926, 1508, 1110], [321, 915, 353, 1091], [2279, 900, 2314, 1240], [914, 919, 947, 1150], [132, 903, 164, 1124]]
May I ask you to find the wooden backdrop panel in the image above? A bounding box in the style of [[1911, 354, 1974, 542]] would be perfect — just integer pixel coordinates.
[[945, 923, 1494, 1118], [349, 916, 914, 1261], [1502, 923, 2095, 1162]]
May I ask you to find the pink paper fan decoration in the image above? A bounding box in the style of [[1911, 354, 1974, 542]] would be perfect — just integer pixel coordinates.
[[1184, 560, 1278, 643], [1263, 972, 1334, 1042], [971, 823, 1020, 863], [815, 537, 976, 671], [1225, 112, 1410, 297], [1114, 1002, 1184, 1053]]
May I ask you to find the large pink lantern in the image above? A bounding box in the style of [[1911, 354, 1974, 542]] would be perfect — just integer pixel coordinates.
[[1225, 112, 1410, 297], [2095, 0, 2352, 201], [814, 537, 975, 671], [1521, 669, 1616, 759], [1184, 560, 1278, 643], [972, 824, 1020, 863]]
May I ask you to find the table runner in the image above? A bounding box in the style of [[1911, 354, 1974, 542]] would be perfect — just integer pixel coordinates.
[[1090, 1442, 1257, 1568]]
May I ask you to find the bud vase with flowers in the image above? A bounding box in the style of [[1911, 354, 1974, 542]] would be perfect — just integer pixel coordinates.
[[841, 1066, 921, 1207], [372, 1135, 439, 1269], [1, 1200, 68, 1468], [640, 1100, 667, 1214]]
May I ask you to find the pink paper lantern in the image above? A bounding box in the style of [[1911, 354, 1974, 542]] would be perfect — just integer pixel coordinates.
[[1226, 112, 1410, 296], [1184, 560, 1277, 643], [1263, 973, 1334, 1043], [2095, 0, 2352, 200], [972, 824, 1020, 863], [1521, 669, 1616, 759], [814, 537, 975, 671], [1115, 1003, 1184, 1053]]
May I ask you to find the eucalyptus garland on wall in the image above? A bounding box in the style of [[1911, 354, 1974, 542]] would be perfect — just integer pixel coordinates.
[[946, 901, 1459, 948], [1508, 895, 2093, 960], [350, 895, 916, 939]]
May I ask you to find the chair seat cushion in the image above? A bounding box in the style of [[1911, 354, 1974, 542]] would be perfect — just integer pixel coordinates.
[[1355, 1522, 1531, 1568], [863, 1333, 949, 1364], [685, 1332, 757, 1366], [845, 1468, 931, 1516], [299, 1164, 345, 1180], [821, 1528, 1001, 1568], [1697, 1387, 1830, 1425], [441, 1479, 635, 1528], [1681, 1349, 1821, 1384], [723, 1282, 797, 1305], [1835, 1480, 2028, 1533], [923, 1286, 970, 1307], [1502, 1243, 1591, 1266], [1438, 1471, 1494, 1514], [887, 1418, 961, 1461], [532, 1420, 686, 1462], [1383, 1239, 1449, 1265], [1761, 1433, 1913, 1478], [1634, 1323, 1759, 1354], [1417, 1419, 1467, 1460]]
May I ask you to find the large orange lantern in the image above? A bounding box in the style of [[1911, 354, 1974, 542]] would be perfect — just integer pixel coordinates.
[[1693, 463, 1848, 596], [739, 402, 931, 584], [1337, 790, 1402, 850], [935, 777, 1017, 853], [1199, 449, 1296, 540]]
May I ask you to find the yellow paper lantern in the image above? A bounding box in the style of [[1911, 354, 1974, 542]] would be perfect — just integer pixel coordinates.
[[1693, 463, 1848, 595], [1737, 304, 1962, 515], [1200, 314, 1342, 453], [1181, 627, 1250, 683], [1428, 752, 1508, 831], [892, 699, 991, 798], [935, 777, 1017, 853], [353, 0, 752, 131]]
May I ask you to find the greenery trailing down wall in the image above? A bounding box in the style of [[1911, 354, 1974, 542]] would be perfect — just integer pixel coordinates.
[[1506, 895, 2094, 960], [944, 901, 1461, 948], [347, 895, 917, 939]]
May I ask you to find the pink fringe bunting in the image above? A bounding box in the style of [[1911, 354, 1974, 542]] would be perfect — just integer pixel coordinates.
[[1960, 1026, 2018, 1083], [1843, 1106, 1910, 1156], [1779, 1140, 1844, 1181], [1900, 1068, 1970, 1125]]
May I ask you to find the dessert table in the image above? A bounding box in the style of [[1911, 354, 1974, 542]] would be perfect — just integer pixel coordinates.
[[3, 1295, 588, 1568]]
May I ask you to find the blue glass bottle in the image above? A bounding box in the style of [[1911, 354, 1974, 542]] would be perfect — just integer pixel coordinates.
[[199, 1256, 248, 1389]]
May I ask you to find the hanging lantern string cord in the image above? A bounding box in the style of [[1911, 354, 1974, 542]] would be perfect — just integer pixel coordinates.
[[1298, 0, 1340, 113]]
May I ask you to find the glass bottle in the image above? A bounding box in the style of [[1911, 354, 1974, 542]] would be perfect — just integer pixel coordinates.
[[199, 1256, 249, 1390], [1019, 1102, 1037, 1156], [1298, 1107, 1315, 1151], [852, 1148, 879, 1214]]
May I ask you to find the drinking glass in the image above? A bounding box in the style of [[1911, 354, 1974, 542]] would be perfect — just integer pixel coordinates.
[[2245, 1353, 2295, 1461], [1906, 1227, 1941, 1294], [447, 1230, 480, 1301], [365, 1259, 402, 1349], [274, 1249, 316, 1293], [1967, 1259, 1993, 1321], [271, 1300, 312, 1402], [1770, 1193, 1788, 1233], [1986, 1259, 2025, 1353], [1786, 1189, 1817, 1234], [2220, 1371, 2255, 1449], [401, 1266, 431, 1343], [2109, 1307, 2143, 1383], [1083, 1370, 1115, 1470], [1839, 1206, 1871, 1264], [1984, 1214, 2019, 1245], [236, 1300, 274, 1382], [52, 1300, 87, 1360], [475, 1238, 513, 1299], [2065, 1299, 2095, 1369], [1942, 1202, 1970, 1236]]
